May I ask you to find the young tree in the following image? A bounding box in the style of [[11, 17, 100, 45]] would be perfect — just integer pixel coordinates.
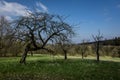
[[80, 40, 89, 59], [92, 30, 103, 62], [58, 40, 71, 60], [14, 12, 74, 64]]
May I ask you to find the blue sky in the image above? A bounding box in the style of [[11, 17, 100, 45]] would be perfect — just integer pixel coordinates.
[[0, 0, 120, 43]]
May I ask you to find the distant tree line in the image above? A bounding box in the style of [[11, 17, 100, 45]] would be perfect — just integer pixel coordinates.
[[102, 37, 120, 46], [81, 37, 120, 46]]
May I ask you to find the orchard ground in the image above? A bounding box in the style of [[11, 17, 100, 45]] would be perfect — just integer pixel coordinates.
[[0, 54, 120, 80]]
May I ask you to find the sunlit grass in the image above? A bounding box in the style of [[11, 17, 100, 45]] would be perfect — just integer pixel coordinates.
[[0, 55, 120, 80]]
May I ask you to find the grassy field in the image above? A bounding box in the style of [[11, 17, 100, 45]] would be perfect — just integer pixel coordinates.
[[0, 55, 120, 80]]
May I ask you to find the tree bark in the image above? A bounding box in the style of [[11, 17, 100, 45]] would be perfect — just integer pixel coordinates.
[[64, 50, 67, 60], [31, 51, 33, 56], [65, 52, 67, 60], [118, 53, 120, 58], [82, 52, 84, 59], [20, 47, 29, 64], [96, 41, 100, 62]]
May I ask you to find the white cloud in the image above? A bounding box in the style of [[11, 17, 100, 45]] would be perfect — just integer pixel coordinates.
[[0, 0, 48, 21], [36, 8, 42, 12], [0, 0, 31, 20], [5, 16, 13, 21], [36, 1, 48, 12]]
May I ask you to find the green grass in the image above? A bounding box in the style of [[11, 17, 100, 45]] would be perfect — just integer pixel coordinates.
[[0, 55, 120, 80]]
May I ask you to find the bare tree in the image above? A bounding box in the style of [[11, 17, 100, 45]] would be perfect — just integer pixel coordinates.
[[0, 16, 15, 56], [92, 30, 103, 62], [80, 40, 89, 59], [0, 16, 9, 50], [58, 40, 71, 60], [14, 12, 74, 64]]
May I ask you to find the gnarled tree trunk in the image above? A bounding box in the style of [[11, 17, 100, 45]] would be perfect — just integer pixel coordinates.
[[20, 47, 29, 64], [20, 44, 30, 64]]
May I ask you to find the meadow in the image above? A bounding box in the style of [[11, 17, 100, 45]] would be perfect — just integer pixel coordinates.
[[0, 55, 120, 80]]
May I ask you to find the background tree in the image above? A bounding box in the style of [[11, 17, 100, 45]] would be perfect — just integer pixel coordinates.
[[117, 47, 120, 58], [14, 12, 74, 64], [101, 45, 114, 56], [80, 40, 89, 59], [56, 39, 71, 60], [0, 16, 15, 57], [92, 30, 103, 62], [112, 47, 120, 58]]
